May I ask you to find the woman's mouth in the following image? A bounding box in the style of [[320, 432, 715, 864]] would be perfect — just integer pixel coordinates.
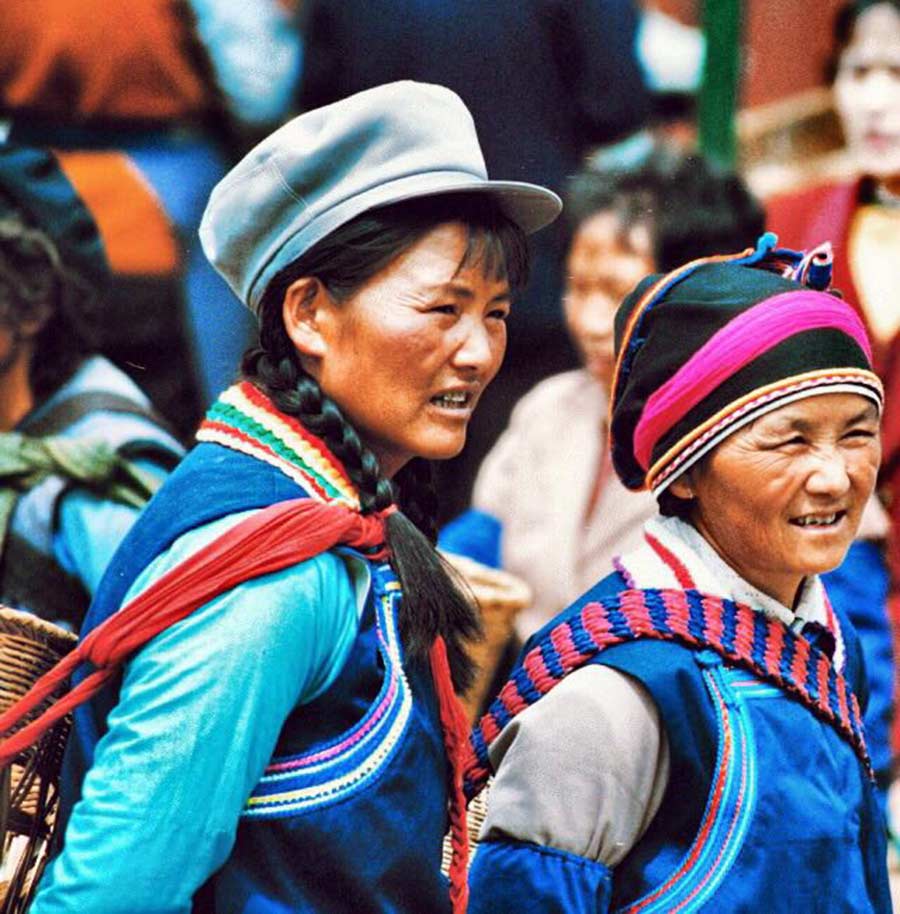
[[789, 510, 847, 528], [430, 390, 474, 410]]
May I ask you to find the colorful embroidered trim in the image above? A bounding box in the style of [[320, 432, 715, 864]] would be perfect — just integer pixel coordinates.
[[620, 662, 758, 913], [197, 382, 360, 509], [242, 568, 413, 818], [647, 370, 883, 491], [633, 291, 874, 471], [463, 587, 870, 799]]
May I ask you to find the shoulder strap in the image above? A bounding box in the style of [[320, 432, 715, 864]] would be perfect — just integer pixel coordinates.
[[20, 390, 176, 440], [464, 587, 870, 799]]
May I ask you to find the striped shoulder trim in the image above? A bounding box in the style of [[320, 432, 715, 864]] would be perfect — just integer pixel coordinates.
[[241, 566, 412, 818], [197, 381, 360, 509], [463, 588, 869, 799]]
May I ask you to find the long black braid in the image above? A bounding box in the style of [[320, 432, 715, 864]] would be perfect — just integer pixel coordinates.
[[243, 193, 530, 692]]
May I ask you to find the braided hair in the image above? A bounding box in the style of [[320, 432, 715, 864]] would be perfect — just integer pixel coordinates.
[[243, 192, 529, 691]]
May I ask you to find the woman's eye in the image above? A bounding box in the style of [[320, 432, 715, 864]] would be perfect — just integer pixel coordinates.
[[431, 304, 457, 316], [843, 429, 877, 441], [488, 307, 510, 321]]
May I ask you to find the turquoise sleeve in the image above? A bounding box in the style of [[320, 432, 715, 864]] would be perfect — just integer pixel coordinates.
[[53, 459, 171, 596], [33, 511, 364, 914]]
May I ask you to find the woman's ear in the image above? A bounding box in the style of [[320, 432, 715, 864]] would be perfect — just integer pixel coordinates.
[[668, 475, 694, 501], [282, 277, 329, 364]]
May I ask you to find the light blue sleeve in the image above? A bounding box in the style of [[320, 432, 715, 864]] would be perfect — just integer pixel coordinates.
[[53, 459, 171, 596], [33, 511, 365, 914]]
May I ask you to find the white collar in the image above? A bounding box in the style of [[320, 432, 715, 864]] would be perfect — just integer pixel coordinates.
[[616, 514, 843, 666]]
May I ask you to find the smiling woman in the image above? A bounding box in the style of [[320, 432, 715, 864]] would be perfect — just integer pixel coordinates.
[[26, 82, 560, 914], [466, 234, 892, 914]]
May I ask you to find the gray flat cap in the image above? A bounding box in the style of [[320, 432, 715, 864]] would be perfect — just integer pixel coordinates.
[[199, 80, 562, 312]]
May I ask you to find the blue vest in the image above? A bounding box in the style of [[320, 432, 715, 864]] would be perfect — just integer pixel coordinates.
[[61, 441, 453, 913], [468, 572, 891, 913]]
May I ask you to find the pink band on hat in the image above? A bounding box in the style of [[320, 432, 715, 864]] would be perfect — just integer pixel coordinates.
[[633, 291, 873, 471]]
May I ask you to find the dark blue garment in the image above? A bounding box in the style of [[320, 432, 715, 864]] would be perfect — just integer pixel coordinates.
[[823, 540, 894, 809], [60, 442, 452, 913], [438, 508, 502, 569], [470, 571, 891, 913]]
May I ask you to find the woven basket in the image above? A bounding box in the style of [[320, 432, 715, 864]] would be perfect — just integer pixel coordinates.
[[439, 552, 531, 722], [0, 608, 76, 913]]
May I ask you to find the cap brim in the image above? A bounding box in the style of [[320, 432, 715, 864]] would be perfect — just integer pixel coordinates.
[[383, 178, 562, 236], [247, 171, 562, 310]]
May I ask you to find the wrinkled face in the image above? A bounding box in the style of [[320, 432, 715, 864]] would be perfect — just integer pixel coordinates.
[[564, 211, 653, 390], [834, 3, 900, 186], [672, 393, 881, 607], [309, 222, 510, 477]]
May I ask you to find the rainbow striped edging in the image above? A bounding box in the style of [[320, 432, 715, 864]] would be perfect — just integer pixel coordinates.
[[197, 381, 360, 510], [463, 587, 870, 800], [242, 569, 412, 818]]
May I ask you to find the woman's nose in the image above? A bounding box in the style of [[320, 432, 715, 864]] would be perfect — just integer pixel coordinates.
[[578, 296, 616, 339], [859, 68, 898, 112], [805, 449, 852, 497], [452, 318, 499, 372]]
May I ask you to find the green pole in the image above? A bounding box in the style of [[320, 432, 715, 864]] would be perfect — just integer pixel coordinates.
[[698, 0, 743, 169]]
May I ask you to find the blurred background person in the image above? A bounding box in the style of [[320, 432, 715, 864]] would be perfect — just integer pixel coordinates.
[[297, 0, 653, 522], [0, 0, 302, 430], [0, 145, 183, 629], [442, 149, 765, 641], [766, 0, 900, 799]]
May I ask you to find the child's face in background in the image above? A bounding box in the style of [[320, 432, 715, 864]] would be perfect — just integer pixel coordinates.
[[563, 211, 653, 392]]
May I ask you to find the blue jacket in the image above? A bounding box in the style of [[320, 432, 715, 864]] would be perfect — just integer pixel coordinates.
[[467, 571, 891, 913]]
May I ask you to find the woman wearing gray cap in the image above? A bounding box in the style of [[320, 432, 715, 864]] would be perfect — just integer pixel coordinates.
[[26, 81, 560, 913]]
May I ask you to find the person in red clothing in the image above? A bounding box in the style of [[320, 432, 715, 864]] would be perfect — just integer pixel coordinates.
[[767, 0, 900, 771]]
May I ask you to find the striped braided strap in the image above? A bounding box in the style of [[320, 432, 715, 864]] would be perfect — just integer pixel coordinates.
[[463, 588, 871, 800]]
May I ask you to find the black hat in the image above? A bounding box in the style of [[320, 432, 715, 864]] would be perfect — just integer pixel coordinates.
[[609, 233, 883, 493], [0, 143, 109, 295]]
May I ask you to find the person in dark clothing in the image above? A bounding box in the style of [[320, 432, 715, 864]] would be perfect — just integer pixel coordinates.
[[298, 0, 652, 521]]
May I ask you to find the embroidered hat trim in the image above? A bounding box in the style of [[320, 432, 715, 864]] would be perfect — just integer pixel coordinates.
[[646, 369, 883, 491], [633, 291, 874, 471]]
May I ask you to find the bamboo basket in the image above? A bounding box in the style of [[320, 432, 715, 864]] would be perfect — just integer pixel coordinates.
[[439, 552, 531, 723], [0, 608, 76, 913]]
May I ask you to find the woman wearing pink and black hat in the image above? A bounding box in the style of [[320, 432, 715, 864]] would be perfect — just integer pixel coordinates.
[[25, 81, 560, 913], [464, 235, 891, 913]]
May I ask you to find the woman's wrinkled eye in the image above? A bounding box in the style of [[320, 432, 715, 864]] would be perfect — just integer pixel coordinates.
[[431, 304, 457, 316], [488, 306, 510, 321], [843, 428, 877, 441]]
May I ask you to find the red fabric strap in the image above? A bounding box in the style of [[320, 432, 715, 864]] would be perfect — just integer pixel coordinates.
[[430, 635, 471, 914], [0, 498, 389, 766]]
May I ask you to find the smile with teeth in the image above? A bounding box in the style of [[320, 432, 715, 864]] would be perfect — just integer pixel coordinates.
[[790, 511, 846, 528], [431, 391, 472, 409]]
